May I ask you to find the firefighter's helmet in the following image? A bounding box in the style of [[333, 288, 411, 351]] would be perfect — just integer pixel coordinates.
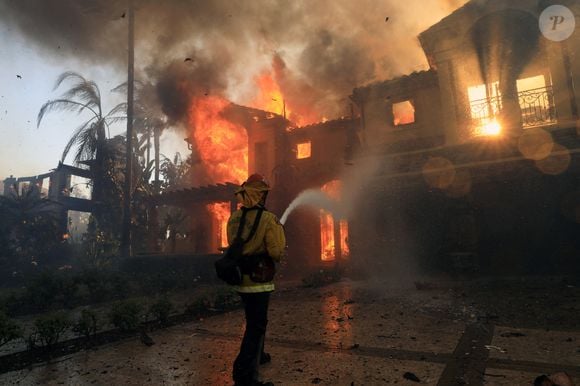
[[243, 173, 271, 191]]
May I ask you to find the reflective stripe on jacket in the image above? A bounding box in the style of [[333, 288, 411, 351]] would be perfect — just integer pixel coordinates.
[[227, 207, 286, 293]]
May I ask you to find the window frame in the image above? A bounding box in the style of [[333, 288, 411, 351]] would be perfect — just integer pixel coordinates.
[[391, 99, 416, 127]]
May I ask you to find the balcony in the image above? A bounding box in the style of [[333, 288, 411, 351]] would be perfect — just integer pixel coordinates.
[[469, 86, 557, 132]]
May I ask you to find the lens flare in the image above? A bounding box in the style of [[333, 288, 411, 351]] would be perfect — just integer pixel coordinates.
[[478, 120, 501, 136]]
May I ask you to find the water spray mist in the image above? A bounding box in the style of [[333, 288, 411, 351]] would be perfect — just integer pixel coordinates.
[[280, 189, 344, 225]]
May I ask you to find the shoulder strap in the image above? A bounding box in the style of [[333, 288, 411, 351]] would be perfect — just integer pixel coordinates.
[[242, 208, 264, 245], [234, 208, 249, 241]]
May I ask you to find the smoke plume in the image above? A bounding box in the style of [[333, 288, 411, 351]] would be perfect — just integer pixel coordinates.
[[0, 0, 469, 124]]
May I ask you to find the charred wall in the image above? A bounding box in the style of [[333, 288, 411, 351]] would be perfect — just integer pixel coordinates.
[[352, 70, 445, 149], [348, 131, 580, 277]]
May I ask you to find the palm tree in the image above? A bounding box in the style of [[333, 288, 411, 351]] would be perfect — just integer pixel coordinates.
[[113, 81, 167, 194], [37, 72, 126, 238], [159, 152, 191, 191]]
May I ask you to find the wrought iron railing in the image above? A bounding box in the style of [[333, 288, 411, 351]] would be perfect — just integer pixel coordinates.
[[469, 86, 556, 129]]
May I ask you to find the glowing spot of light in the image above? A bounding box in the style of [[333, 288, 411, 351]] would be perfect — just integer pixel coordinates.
[[479, 120, 502, 136]]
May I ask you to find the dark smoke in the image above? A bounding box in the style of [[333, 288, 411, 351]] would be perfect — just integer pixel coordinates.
[[151, 54, 229, 124], [0, 0, 469, 124], [0, 0, 127, 60]]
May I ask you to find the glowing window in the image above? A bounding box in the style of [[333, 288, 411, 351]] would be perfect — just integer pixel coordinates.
[[517, 75, 546, 92], [468, 81, 501, 136], [206, 202, 230, 249], [392, 100, 415, 126], [320, 180, 349, 261], [296, 141, 311, 159]]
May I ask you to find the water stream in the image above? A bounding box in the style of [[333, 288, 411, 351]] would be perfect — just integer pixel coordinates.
[[279, 189, 343, 225]]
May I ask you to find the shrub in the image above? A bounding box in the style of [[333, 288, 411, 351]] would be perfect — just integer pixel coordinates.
[[149, 297, 173, 326], [0, 291, 21, 316], [56, 274, 81, 309], [30, 311, 70, 349], [79, 269, 128, 303], [108, 300, 143, 332], [185, 295, 211, 316], [0, 311, 23, 348], [73, 309, 99, 340], [24, 272, 62, 310], [212, 287, 239, 310], [23, 272, 82, 311]]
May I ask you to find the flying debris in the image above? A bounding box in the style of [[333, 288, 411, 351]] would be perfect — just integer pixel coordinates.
[[16, 75, 21, 79], [184, 58, 193, 62], [120, 12, 126, 18], [385, 17, 389, 22]]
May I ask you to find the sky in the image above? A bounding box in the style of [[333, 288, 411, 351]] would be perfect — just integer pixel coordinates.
[[0, 21, 188, 180], [0, 0, 468, 182]]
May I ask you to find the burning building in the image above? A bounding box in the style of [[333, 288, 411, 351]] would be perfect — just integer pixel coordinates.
[[147, 0, 580, 276]]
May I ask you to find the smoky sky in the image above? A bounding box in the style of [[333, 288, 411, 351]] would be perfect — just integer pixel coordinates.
[[0, 0, 469, 124]]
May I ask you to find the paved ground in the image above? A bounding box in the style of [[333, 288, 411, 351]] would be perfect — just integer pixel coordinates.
[[0, 278, 579, 385]]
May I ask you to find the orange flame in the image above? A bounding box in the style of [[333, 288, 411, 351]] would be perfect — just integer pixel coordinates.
[[188, 96, 248, 185], [320, 180, 349, 261], [253, 73, 288, 117], [251, 71, 321, 127], [188, 96, 246, 250], [207, 202, 230, 249]]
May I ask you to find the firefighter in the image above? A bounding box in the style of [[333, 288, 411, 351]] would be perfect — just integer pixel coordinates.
[[228, 173, 286, 386]]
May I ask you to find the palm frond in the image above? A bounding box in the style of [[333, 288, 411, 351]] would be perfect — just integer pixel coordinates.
[[37, 99, 99, 127], [111, 82, 127, 94], [106, 102, 128, 117], [73, 124, 99, 163], [61, 117, 97, 162], [104, 116, 128, 126], [61, 82, 100, 109], [137, 133, 149, 149], [53, 71, 87, 91], [112, 79, 145, 95]]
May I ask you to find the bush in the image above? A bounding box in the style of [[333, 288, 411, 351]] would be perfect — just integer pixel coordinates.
[[73, 309, 99, 340], [29, 311, 70, 349], [24, 272, 63, 310], [185, 295, 211, 316], [149, 297, 173, 326], [0, 311, 23, 347], [79, 269, 128, 303], [108, 300, 143, 332], [23, 272, 82, 311], [0, 291, 21, 316], [212, 287, 239, 310]]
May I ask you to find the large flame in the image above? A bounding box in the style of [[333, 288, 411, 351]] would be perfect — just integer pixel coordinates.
[[320, 180, 349, 261], [188, 95, 248, 185], [251, 71, 321, 127], [253, 73, 288, 117], [188, 96, 246, 250]]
